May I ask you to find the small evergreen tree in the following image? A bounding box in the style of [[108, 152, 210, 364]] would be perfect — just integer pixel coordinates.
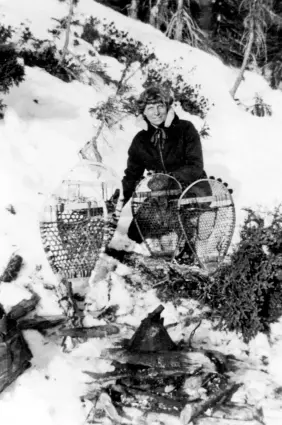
[[0, 32, 25, 118], [58, 0, 80, 64], [230, 0, 282, 98]]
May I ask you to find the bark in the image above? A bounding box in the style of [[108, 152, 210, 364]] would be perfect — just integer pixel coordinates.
[[128, 0, 139, 19], [230, 21, 254, 98], [18, 315, 66, 331], [0, 255, 23, 283], [8, 293, 40, 321], [59, 324, 120, 338], [79, 121, 104, 162], [175, 0, 185, 41], [60, 0, 75, 64], [149, 0, 162, 28]]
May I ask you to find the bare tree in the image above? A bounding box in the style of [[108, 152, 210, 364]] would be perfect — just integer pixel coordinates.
[[60, 0, 76, 64], [149, 0, 162, 28], [166, 0, 204, 46], [230, 0, 282, 98], [128, 0, 139, 19], [174, 0, 185, 41]]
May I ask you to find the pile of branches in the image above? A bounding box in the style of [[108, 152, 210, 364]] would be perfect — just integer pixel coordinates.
[[120, 205, 282, 344], [83, 305, 262, 424]]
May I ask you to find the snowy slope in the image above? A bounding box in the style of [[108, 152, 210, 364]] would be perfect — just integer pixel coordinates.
[[1, 0, 282, 424]]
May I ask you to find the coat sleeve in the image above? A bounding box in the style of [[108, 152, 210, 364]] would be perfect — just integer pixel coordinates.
[[171, 122, 204, 186], [122, 135, 145, 204]]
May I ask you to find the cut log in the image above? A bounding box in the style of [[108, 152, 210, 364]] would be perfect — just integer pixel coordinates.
[[59, 324, 120, 338], [127, 305, 177, 353], [8, 293, 40, 321], [18, 315, 66, 331], [101, 348, 216, 372]]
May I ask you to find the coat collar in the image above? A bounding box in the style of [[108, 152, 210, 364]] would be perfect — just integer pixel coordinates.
[[145, 111, 180, 136]]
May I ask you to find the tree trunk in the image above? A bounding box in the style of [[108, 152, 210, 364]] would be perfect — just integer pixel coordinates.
[[79, 121, 104, 162], [175, 0, 185, 41], [128, 0, 139, 19], [60, 0, 75, 64], [149, 0, 162, 28], [230, 22, 254, 98]]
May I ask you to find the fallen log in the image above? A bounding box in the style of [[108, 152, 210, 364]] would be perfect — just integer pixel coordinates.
[[101, 348, 216, 372], [0, 254, 23, 283], [17, 315, 66, 331], [191, 382, 242, 422], [59, 324, 120, 338], [8, 293, 40, 321]]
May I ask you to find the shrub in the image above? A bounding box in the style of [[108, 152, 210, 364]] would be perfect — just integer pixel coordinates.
[[0, 25, 25, 118], [20, 42, 79, 82], [17, 27, 81, 82], [144, 62, 211, 120], [83, 20, 210, 121], [81, 17, 100, 44], [264, 59, 282, 89], [246, 94, 272, 117], [97, 21, 156, 67], [196, 207, 282, 342]]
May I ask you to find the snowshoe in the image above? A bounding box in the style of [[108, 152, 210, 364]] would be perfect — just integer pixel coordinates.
[[178, 177, 235, 273], [132, 173, 235, 274], [131, 173, 183, 259], [39, 160, 121, 279]]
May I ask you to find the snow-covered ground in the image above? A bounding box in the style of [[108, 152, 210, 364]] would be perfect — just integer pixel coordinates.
[[1, 0, 282, 424]]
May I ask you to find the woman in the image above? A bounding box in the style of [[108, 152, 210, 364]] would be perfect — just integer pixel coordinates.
[[121, 85, 208, 243]]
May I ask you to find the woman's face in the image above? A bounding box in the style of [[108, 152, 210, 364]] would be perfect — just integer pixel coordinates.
[[143, 103, 167, 126]]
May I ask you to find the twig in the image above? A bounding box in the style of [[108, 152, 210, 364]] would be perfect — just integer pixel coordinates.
[[60, 63, 81, 82], [153, 277, 169, 288], [66, 48, 100, 85], [187, 320, 202, 349]]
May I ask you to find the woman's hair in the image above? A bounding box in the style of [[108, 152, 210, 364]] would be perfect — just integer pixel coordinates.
[[137, 86, 174, 114]]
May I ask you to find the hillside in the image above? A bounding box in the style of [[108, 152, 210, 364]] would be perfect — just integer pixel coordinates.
[[1, 0, 282, 424]]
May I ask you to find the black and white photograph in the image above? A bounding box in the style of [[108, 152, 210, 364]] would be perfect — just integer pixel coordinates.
[[0, 0, 282, 424]]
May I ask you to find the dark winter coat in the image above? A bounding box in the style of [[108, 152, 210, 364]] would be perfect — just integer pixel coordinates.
[[122, 114, 207, 203]]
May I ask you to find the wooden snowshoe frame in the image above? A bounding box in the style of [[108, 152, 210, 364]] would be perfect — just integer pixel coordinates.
[[178, 178, 236, 273], [39, 161, 120, 279], [132, 174, 235, 272], [131, 173, 184, 259]]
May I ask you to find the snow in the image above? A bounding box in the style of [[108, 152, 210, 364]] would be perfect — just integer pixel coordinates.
[[0, 0, 282, 423]]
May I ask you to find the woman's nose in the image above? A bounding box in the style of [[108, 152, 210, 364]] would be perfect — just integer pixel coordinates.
[[152, 107, 161, 115]]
